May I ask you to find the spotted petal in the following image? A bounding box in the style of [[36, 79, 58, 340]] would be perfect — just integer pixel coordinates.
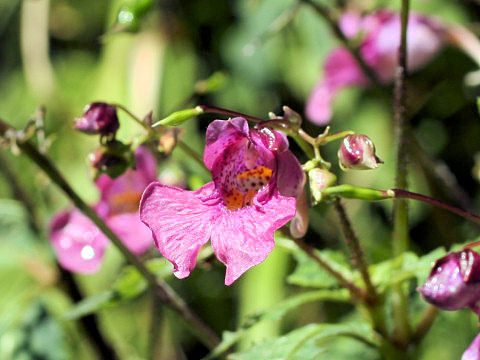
[[211, 191, 296, 285], [204, 117, 250, 170]]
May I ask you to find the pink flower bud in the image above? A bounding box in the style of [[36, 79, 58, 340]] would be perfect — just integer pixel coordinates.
[[74, 102, 119, 136], [309, 168, 337, 202], [338, 134, 383, 170], [418, 250, 480, 312]]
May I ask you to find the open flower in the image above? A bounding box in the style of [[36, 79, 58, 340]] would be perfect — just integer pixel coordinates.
[[306, 9, 445, 125], [140, 118, 305, 285], [50, 147, 156, 273], [418, 250, 480, 312]]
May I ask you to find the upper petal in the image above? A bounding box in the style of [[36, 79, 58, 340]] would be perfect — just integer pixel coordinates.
[[204, 118, 250, 170], [276, 150, 306, 199], [107, 212, 153, 255], [49, 209, 108, 274], [140, 182, 220, 279], [211, 191, 296, 285]]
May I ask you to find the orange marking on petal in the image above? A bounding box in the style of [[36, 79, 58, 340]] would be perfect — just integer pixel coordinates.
[[109, 190, 142, 214]]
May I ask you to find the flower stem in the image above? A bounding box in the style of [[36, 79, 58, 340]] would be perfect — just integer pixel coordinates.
[[411, 305, 439, 345], [333, 199, 376, 303], [323, 185, 480, 227], [299, 0, 381, 87], [293, 238, 368, 301], [198, 105, 265, 123], [392, 0, 412, 345], [0, 119, 220, 349]]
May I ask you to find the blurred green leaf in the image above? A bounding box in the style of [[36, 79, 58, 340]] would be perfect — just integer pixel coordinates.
[[12, 302, 69, 360], [63, 290, 117, 321], [205, 289, 350, 359], [64, 258, 173, 320], [228, 322, 378, 360]]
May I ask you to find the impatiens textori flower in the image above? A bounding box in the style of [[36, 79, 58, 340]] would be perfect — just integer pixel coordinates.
[[306, 9, 445, 125], [50, 147, 156, 273], [463, 333, 480, 360], [140, 117, 305, 285], [74, 102, 120, 136], [418, 250, 480, 312], [338, 134, 382, 170]]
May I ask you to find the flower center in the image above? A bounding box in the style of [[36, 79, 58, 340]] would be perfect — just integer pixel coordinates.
[[109, 190, 142, 214], [223, 166, 272, 210]]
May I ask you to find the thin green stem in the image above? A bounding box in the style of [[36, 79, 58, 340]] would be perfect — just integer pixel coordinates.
[[177, 140, 205, 169], [292, 134, 315, 160], [198, 105, 265, 123], [333, 199, 376, 303], [391, 0, 411, 345], [411, 306, 439, 345], [0, 119, 220, 349]]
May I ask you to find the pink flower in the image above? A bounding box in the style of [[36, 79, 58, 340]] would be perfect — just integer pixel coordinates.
[[140, 118, 305, 285], [463, 333, 480, 360], [50, 147, 157, 273], [306, 10, 445, 125]]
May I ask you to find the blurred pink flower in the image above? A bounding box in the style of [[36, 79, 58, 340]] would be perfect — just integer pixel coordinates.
[[140, 118, 305, 285], [50, 147, 156, 273], [306, 9, 445, 125], [463, 333, 480, 360]]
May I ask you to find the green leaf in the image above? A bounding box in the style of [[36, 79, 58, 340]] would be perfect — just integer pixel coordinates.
[[368, 247, 447, 292], [287, 249, 352, 289], [228, 323, 378, 360], [13, 302, 69, 360], [63, 291, 117, 321], [204, 289, 350, 360]]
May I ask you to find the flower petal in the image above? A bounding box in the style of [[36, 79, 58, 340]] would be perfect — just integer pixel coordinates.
[[211, 191, 296, 285], [463, 333, 480, 360], [107, 213, 152, 255], [204, 117, 250, 170], [96, 146, 157, 205], [276, 150, 306, 199], [306, 48, 368, 125], [140, 182, 220, 279], [50, 210, 108, 274]]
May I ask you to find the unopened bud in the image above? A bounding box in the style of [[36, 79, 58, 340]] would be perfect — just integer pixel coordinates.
[[74, 103, 119, 136], [309, 168, 337, 202], [418, 250, 480, 312], [88, 141, 133, 179], [338, 134, 383, 170]]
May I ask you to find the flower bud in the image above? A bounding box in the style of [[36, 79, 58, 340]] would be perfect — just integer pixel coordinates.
[[74, 103, 119, 136], [309, 168, 337, 203], [338, 134, 383, 170], [88, 141, 134, 179], [463, 333, 480, 360], [418, 250, 480, 311]]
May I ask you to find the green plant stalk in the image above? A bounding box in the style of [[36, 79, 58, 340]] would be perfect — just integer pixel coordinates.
[[333, 199, 376, 303], [0, 120, 220, 349], [391, 0, 412, 345]]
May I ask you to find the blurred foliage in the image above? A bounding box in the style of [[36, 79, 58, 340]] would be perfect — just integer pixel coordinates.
[[1, 0, 480, 359]]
